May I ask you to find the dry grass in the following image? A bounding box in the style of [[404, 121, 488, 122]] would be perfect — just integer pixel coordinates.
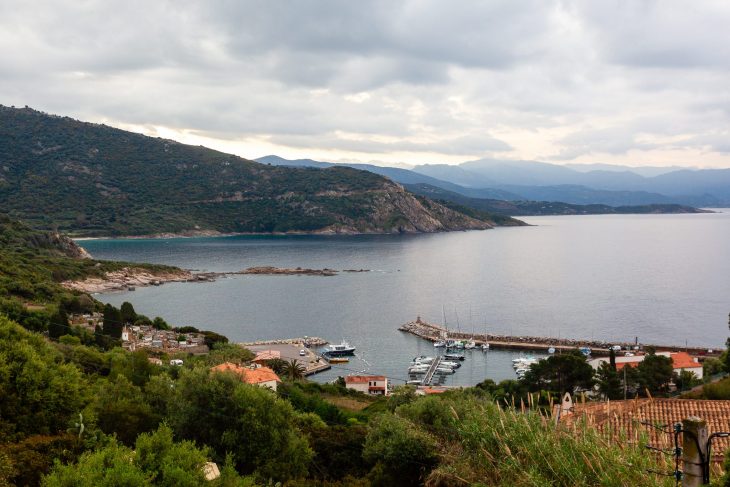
[[322, 394, 374, 412]]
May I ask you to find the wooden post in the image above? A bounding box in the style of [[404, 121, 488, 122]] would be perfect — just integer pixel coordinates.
[[682, 417, 708, 486]]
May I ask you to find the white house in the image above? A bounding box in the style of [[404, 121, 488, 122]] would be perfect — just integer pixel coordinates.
[[344, 375, 388, 395]]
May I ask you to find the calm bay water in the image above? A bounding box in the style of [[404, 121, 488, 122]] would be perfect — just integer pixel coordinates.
[[80, 211, 730, 386]]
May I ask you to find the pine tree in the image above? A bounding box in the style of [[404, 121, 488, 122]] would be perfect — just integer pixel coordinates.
[[120, 302, 137, 324], [102, 304, 123, 338], [48, 308, 69, 339]]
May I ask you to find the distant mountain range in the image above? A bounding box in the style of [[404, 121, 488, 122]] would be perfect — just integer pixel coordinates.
[[258, 155, 729, 207], [0, 106, 503, 236]]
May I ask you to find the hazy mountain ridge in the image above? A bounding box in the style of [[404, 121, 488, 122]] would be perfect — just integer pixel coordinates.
[[0, 106, 498, 236], [259, 155, 720, 208], [415, 158, 730, 205], [406, 183, 708, 217]]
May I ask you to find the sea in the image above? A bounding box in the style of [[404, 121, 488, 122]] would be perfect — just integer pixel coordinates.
[[79, 211, 730, 386]]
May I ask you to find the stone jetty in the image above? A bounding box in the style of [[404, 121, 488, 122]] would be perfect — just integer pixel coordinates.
[[238, 336, 328, 347], [399, 317, 721, 357]]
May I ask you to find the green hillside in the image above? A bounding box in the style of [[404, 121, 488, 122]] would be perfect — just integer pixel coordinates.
[[0, 106, 498, 236], [406, 183, 707, 217]]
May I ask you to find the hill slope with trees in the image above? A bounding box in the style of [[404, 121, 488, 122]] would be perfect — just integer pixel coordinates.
[[0, 106, 507, 236]]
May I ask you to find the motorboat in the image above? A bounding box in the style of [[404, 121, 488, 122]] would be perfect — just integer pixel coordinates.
[[464, 340, 476, 350], [481, 343, 490, 351], [440, 360, 461, 368], [512, 356, 538, 369], [435, 367, 456, 374], [547, 347, 556, 354], [433, 340, 446, 348], [325, 340, 356, 356], [579, 347, 591, 357], [444, 353, 465, 361]]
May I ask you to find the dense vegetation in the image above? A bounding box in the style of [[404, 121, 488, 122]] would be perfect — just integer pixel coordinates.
[[0, 314, 683, 487], [0, 214, 182, 336], [406, 183, 706, 217], [0, 106, 492, 236]]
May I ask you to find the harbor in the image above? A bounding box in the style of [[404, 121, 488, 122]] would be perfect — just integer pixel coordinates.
[[246, 342, 331, 376], [399, 317, 723, 358]]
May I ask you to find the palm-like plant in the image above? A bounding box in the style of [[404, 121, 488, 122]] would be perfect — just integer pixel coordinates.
[[282, 359, 306, 381]]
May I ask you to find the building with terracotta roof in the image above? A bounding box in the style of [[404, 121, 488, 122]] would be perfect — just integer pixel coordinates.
[[253, 350, 281, 364], [558, 398, 730, 467], [210, 362, 281, 391], [589, 351, 703, 379], [344, 375, 388, 395]]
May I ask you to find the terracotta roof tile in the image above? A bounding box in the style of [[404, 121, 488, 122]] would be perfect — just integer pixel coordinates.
[[210, 362, 281, 384], [562, 399, 730, 465]]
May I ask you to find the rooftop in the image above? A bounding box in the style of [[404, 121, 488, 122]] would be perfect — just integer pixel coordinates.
[[210, 362, 281, 384], [345, 375, 386, 384], [561, 398, 730, 465]]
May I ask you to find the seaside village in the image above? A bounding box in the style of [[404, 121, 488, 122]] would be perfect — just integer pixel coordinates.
[[66, 310, 730, 472]]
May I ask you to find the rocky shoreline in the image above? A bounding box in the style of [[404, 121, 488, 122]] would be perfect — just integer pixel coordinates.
[[62, 267, 194, 294], [62, 266, 370, 293]]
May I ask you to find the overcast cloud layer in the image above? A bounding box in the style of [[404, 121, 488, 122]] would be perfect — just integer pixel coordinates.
[[1, 1, 729, 167]]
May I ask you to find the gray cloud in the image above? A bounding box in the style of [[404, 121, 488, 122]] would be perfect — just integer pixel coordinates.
[[1, 0, 730, 166]]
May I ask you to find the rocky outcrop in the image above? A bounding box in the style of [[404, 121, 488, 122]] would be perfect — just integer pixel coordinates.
[[316, 182, 494, 234], [62, 267, 192, 293], [240, 266, 338, 276], [26, 231, 92, 259]]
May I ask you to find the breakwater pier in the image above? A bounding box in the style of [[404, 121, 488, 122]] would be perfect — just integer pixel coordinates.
[[399, 318, 722, 358]]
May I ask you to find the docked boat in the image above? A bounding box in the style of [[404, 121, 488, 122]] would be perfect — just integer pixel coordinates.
[[547, 346, 556, 354], [325, 340, 356, 357], [444, 353, 465, 361], [464, 340, 476, 350], [481, 343, 490, 351], [435, 367, 456, 374], [512, 356, 538, 368], [327, 356, 349, 363], [433, 340, 446, 348]]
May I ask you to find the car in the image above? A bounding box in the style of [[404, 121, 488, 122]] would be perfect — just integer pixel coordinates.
[[610, 345, 622, 352], [299, 349, 306, 356]]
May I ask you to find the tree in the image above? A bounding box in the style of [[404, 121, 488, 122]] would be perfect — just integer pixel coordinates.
[[282, 359, 306, 381], [595, 362, 623, 400], [0, 316, 88, 440], [119, 301, 137, 324], [264, 358, 287, 375], [521, 351, 595, 394], [92, 375, 159, 445], [42, 424, 248, 486], [47, 308, 68, 339], [674, 370, 700, 392], [362, 414, 438, 487], [167, 368, 312, 481], [152, 316, 170, 330], [637, 352, 674, 395], [102, 304, 122, 339]]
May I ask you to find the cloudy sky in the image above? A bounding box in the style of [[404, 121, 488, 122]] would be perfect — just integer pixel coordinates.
[[1, 1, 729, 168]]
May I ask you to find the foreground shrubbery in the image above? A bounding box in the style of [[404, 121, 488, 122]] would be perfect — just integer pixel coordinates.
[[0, 315, 682, 486]]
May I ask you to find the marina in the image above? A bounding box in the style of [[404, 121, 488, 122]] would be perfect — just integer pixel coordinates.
[[399, 318, 723, 358]]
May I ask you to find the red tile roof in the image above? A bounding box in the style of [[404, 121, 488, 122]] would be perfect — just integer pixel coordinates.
[[670, 352, 701, 370], [562, 399, 730, 466], [345, 375, 386, 384], [613, 353, 702, 371], [210, 362, 281, 384]]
